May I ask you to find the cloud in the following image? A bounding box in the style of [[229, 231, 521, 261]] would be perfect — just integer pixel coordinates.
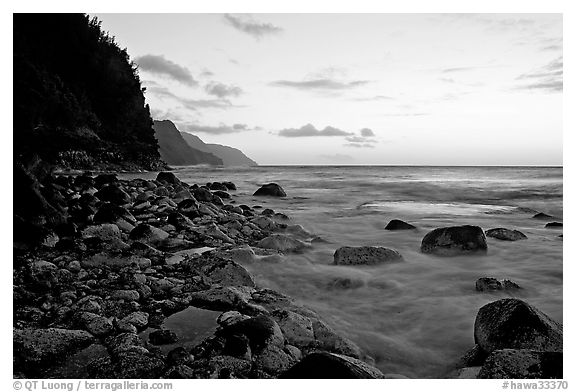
[[233, 123, 248, 130], [183, 123, 257, 135], [441, 66, 481, 74], [351, 95, 395, 102], [204, 81, 243, 98], [278, 124, 353, 137], [224, 14, 283, 39], [344, 143, 376, 149], [134, 54, 197, 86], [515, 56, 562, 92], [146, 86, 237, 110], [270, 79, 370, 91], [360, 128, 375, 137]]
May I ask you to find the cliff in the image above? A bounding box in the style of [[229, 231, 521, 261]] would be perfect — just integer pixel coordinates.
[[180, 132, 258, 166]]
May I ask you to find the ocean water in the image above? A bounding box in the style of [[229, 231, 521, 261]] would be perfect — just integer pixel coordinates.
[[130, 166, 563, 378]]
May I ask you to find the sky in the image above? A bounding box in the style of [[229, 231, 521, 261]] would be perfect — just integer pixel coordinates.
[[94, 13, 562, 165]]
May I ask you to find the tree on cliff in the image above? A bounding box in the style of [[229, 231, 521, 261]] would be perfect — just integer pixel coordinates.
[[13, 13, 162, 169]]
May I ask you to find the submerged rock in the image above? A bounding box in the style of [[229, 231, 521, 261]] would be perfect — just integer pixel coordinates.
[[545, 222, 563, 228], [257, 234, 309, 253], [421, 225, 487, 256], [14, 328, 94, 365], [253, 183, 286, 197], [384, 219, 416, 230], [333, 246, 403, 265], [475, 277, 521, 292], [474, 299, 562, 354], [149, 329, 179, 345], [533, 212, 556, 220], [280, 352, 384, 379], [478, 349, 562, 379], [485, 228, 527, 241]]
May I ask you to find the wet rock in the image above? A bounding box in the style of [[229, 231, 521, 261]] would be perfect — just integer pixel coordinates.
[[545, 222, 563, 228], [156, 237, 196, 252], [129, 224, 169, 245], [165, 364, 196, 378], [311, 319, 362, 358], [253, 183, 286, 197], [254, 345, 297, 375], [156, 171, 180, 185], [110, 289, 140, 301], [186, 286, 255, 313], [95, 184, 131, 205], [213, 190, 231, 199], [183, 254, 255, 287], [222, 333, 251, 359], [149, 329, 179, 345], [107, 332, 144, 356], [114, 350, 165, 378], [257, 234, 309, 253], [453, 367, 482, 379], [209, 355, 251, 377], [222, 315, 284, 352], [280, 352, 384, 379], [14, 328, 94, 365], [215, 246, 257, 264], [478, 349, 562, 379], [533, 212, 556, 220], [485, 228, 527, 241], [474, 299, 562, 354], [75, 312, 114, 337], [272, 309, 315, 347], [217, 311, 250, 328], [333, 246, 403, 265], [113, 318, 138, 334], [222, 181, 237, 191], [252, 216, 279, 231], [167, 347, 192, 366], [385, 219, 416, 230], [475, 278, 521, 292], [421, 225, 487, 256], [121, 311, 149, 330], [81, 223, 121, 242]]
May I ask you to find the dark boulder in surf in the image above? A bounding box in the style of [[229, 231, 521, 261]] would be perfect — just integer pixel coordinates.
[[384, 219, 416, 231], [478, 349, 562, 379], [532, 212, 556, 220], [420, 225, 487, 256], [156, 171, 180, 185], [475, 278, 521, 292], [253, 183, 286, 197], [474, 299, 562, 354], [333, 246, 403, 265], [485, 228, 527, 241], [280, 352, 384, 379], [545, 222, 563, 228]]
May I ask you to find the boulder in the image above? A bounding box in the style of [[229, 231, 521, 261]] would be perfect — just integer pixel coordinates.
[[221, 315, 284, 351], [121, 311, 149, 330], [253, 183, 286, 197], [421, 225, 487, 256], [485, 228, 527, 241], [311, 319, 362, 358], [272, 309, 315, 347], [186, 286, 255, 313], [545, 222, 563, 228], [75, 312, 114, 337], [28, 260, 58, 289], [93, 203, 136, 232], [217, 311, 250, 328], [475, 278, 521, 292], [533, 212, 556, 220], [254, 345, 298, 375], [129, 224, 169, 245], [280, 352, 384, 379], [81, 223, 121, 242], [183, 255, 255, 287], [13, 327, 94, 365], [222, 181, 237, 191], [81, 252, 151, 270], [384, 219, 416, 230], [257, 234, 309, 253], [156, 171, 180, 185], [333, 246, 403, 265], [95, 184, 131, 205], [474, 299, 562, 354], [478, 349, 562, 379]]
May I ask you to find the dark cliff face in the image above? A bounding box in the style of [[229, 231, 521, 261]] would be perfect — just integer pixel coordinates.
[[153, 120, 223, 166], [13, 13, 163, 170], [180, 132, 258, 167]]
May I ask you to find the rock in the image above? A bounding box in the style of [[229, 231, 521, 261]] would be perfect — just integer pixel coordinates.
[[257, 234, 309, 253], [474, 299, 562, 354], [533, 212, 556, 220], [251, 216, 279, 231], [95, 184, 131, 205], [192, 188, 219, 204], [106, 332, 144, 356], [453, 367, 482, 379], [165, 364, 195, 378], [327, 277, 364, 290], [209, 355, 251, 377], [156, 171, 180, 185], [485, 228, 527, 241], [113, 318, 138, 334], [215, 246, 257, 264], [184, 254, 255, 287], [475, 278, 521, 292], [222, 181, 237, 191], [253, 183, 286, 197], [94, 174, 118, 188], [217, 311, 250, 328], [82, 252, 151, 270], [167, 347, 192, 366], [114, 351, 165, 378], [110, 289, 140, 301], [222, 315, 284, 352], [156, 237, 196, 252], [385, 219, 416, 230], [478, 349, 562, 379], [272, 309, 315, 347], [75, 312, 114, 337], [311, 319, 362, 358], [545, 222, 563, 228], [66, 260, 82, 273], [186, 286, 255, 313], [93, 203, 136, 232], [13, 327, 94, 365], [121, 311, 149, 330], [213, 190, 231, 199], [28, 260, 58, 289], [333, 246, 403, 265], [129, 224, 169, 245], [254, 345, 297, 375], [280, 352, 384, 379], [421, 225, 487, 256], [149, 329, 179, 345], [81, 223, 121, 242]]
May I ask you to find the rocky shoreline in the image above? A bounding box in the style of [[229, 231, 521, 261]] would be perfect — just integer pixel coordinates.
[[13, 170, 562, 379]]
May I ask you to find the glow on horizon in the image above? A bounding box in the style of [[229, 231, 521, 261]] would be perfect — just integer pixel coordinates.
[[95, 13, 562, 166]]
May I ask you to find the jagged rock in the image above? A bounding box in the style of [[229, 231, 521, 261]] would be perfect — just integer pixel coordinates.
[[311, 319, 362, 358], [478, 349, 562, 379], [385, 219, 416, 230], [183, 254, 255, 287], [280, 352, 384, 379], [545, 222, 563, 228], [94, 174, 118, 188], [421, 225, 487, 256], [149, 329, 179, 345], [156, 171, 180, 185], [257, 234, 309, 253], [334, 246, 403, 265], [121, 311, 149, 330], [253, 183, 286, 197], [81, 223, 121, 242], [252, 216, 279, 231], [533, 212, 556, 220], [474, 299, 562, 354], [129, 224, 169, 245], [485, 228, 527, 241], [106, 332, 144, 356], [14, 327, 94, 365], [272, 309, 315, 347], [254, 345, 298, 375], [75, 312, 114, 337]]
